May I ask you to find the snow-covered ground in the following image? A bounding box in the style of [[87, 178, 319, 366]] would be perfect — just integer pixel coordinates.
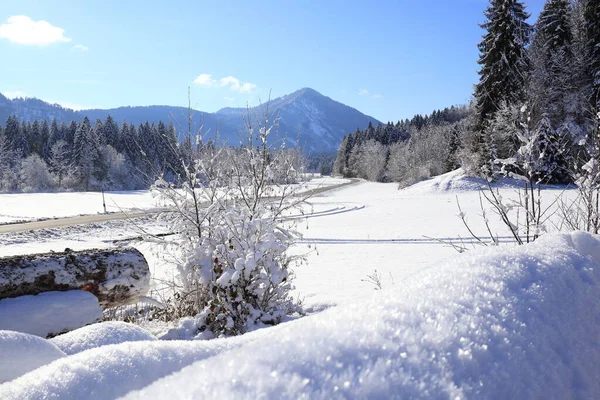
[[0, 176, 348, 224], [1, 170, 598, 398]]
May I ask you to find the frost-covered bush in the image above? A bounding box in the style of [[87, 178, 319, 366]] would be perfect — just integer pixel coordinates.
[[152, 110, 306, 338], [162, 208, 298, 339], [386, 124, 450, 187], [19, 154, 54, 193]]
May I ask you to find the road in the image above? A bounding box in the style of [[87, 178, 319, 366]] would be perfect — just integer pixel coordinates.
[[0, 179, 359, 235]]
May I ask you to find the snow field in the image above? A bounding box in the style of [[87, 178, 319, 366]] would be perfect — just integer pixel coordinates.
[[0, 170, 597, 398], [3, 231, 589, 398], [0, 176, 348, 224]]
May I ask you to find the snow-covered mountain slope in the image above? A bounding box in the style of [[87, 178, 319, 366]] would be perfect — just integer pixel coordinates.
[[0, 88, 380, 152], [216, 88, 380, 151]]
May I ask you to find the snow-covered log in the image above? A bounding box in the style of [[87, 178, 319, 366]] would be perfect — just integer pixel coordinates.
[[0, 248, 150, 308]]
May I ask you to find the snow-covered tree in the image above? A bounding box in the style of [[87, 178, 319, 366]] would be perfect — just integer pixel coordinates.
[[99, 144, 131, 189], [19, 154, 53, 193], [474, 0, 532, 174], [73, 117, 99, 191], [583, 0, 600, 112], [48, 140, 71, 188], [529, 0, 575, 125], [475, 0, 532, 128]]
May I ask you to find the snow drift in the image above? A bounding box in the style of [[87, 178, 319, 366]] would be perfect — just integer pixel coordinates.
[[0, 291, 102, 337], [127, 232, 600, 399], [49, 321, 156, 355], [0, 331, 66, 384], [2, 232, 600, 399]]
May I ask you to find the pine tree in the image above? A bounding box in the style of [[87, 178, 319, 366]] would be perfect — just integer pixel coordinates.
[[65, 120, 77, 147], [103, 115, 120, 151], [475, 0, 532, 128], [4, 116, 25, 157], [584, 0, 600, 111], [29, 119, 41, 156], [474, 0, 532, 176], [529, 0, 574, 125], [73, 117, 98, 190], [40, 119, 50, 161]]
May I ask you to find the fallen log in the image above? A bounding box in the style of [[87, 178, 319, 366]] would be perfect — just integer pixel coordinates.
[[0, 247, 150, 308]]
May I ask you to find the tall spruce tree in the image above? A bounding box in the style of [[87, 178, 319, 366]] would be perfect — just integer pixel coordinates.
[[530, 0, 574, 124], [474, 0, 532, 175], [475, 0, 532, 127], [584, 0, 600, 111]]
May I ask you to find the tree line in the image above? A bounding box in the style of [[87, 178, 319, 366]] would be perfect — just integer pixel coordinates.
[[336, 0, 600, 187], [334, 106, 469, 185], [0, 114, 193, 192]]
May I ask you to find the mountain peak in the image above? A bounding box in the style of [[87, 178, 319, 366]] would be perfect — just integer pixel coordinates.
[[1, 88, 380, 152]]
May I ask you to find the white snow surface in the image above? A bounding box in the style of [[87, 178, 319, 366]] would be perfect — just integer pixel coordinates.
[[126, 232, 600, 399], [0, 177, 346, 224], [0, 171, 598, 398], [0, 190, 159, 224], [1, 232, 600, 398], [0, 291, 102, 337], [0, 331, 66, 384], [0, 336, 251, 399], [49, 321, 157, 355]]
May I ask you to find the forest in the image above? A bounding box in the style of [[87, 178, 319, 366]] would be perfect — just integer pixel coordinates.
[[336, 0, 600, 188]]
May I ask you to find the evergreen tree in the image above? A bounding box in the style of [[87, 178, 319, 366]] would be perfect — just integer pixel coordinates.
[[29, 119, 41, 156], [65, 120, 77, 147], [40, 119, 50, 161], [475, 0, 532, 128], [584, 0, 600, 111], [49, 118, 61, 146], [529, 0, 574, 125], [4, 116, 25, 157], [49, 140, 71, 188], [73, 117, 98, 190]]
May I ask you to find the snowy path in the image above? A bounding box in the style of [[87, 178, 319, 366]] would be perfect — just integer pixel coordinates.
[[0, 178, 355, 234], [0, 210, 152, 234]]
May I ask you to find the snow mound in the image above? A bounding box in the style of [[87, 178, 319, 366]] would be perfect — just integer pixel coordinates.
[[4, 232, 600, 398], [50, 321, 156, 355], [0, 338, 247, 400], [0, 330, 66, 383], [402, 168, 488, 193], [0, 290, 102, 337], [124, 232, 600, 399]]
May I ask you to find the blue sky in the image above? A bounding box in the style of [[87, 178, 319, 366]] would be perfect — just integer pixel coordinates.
[[0, 0, 545, 122]]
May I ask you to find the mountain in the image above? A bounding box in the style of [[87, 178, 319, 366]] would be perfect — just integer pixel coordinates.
[[0, 88, 380, 152], [215, 88, 380, 151]]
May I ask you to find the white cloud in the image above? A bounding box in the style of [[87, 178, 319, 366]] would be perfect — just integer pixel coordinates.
[[219, 76, 239, 88], [224, 97, 234, 102], [193, 74, 256, 93], [193, 73, 217, 87], [220, 76, 256, 92], [0, 15, 71, 46], [239, 82, 257, 93], [358, 88, 382, 100], [71, 44, 88, 51]]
